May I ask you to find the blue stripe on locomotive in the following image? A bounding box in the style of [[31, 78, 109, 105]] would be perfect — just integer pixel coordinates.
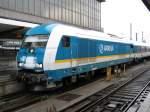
[[46, 36, 133, 81], [55, 36, 132, 60]]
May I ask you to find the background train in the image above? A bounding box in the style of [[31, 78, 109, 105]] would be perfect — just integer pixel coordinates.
[[16, 23, 150, 90]]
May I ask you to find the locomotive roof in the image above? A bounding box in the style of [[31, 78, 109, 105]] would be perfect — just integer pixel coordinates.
[[52, 24, 131, 44], [25, 23, 57, 36], [25, 23, 149, 47]]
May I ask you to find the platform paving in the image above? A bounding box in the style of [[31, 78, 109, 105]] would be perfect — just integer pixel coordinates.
[[0, 81, 24, 96], [16, 62, 150, 112], [0, 57, 16, 71], [0, 57, 23, 96]]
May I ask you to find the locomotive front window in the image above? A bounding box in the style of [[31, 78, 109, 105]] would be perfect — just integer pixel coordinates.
[[22, 35, 48, 48]]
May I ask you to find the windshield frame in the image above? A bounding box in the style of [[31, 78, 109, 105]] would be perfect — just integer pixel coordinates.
[[21, 34, 49, 48]]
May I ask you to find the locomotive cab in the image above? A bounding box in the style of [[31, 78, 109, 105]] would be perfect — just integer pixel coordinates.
[[17, 35, 48, 72]]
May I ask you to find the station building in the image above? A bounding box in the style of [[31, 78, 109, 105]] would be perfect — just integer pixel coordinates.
[[0, 0, 104, 31]]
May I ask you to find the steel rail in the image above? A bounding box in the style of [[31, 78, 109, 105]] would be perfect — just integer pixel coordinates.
[[122, 80, 150, 112]]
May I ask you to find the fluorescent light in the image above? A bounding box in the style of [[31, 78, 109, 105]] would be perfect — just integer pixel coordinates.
[[0, 18, 39, 28]]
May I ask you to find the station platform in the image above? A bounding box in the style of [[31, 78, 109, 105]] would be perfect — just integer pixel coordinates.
[[0, 57, 24, 96], [0, 81, 24, 96], [0, 57, 17, 71], [0, 70, 24, 96], [16, 62, 149, 112]]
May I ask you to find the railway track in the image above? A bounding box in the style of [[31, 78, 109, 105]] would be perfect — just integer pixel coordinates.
[[61, 67, 150, 112], [0, 92, 47, 112]]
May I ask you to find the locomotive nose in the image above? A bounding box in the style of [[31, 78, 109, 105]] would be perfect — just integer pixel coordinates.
[[23, 56, 36, 69], [18, 55, 43, 72]]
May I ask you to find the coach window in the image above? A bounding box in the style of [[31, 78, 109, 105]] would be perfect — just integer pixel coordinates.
[[62, 36, 70, 47]]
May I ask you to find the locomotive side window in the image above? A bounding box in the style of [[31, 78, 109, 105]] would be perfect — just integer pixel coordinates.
[[62, 36, 70, 47], [130, 44, 134, 48]]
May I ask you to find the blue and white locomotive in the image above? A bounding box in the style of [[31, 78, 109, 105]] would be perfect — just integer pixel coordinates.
[[17, 23, 150, 89]]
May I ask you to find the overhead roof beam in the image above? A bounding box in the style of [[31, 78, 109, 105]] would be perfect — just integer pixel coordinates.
[[0, 18, 39, 28]]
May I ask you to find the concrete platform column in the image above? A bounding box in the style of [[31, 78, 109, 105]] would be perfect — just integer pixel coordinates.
[[114, 66, 122, 77], [106, 67, 112, 81], [123, 64, 126, 73]]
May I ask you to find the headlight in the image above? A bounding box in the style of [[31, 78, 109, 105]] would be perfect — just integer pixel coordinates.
[[35, 64, 43, 68], [18, 63, 23, 67], [20, 56, 26, 62], [30, 49, 34, 53], [39, 64, 43, 68]]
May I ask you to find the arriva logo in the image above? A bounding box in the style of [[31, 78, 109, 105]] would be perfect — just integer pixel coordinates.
[[99, 44, 114, 54], [99, 44, 104, 54]]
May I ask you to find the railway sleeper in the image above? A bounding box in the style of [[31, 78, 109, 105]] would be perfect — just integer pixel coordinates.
[[129, 82, 147, 85], [118, 89, 141, 93], [116, 90, 139, 94], [121, 89, 144, 93], [92, 106, 104, 112], [123, 86, 146, 89], [124, 85, 146, 88], [101, 101, 125, 111], [125, 84, 147, 87], [109, 97, 133, 102], [115, 92, 138, 97], [111, 94, 135, 100]]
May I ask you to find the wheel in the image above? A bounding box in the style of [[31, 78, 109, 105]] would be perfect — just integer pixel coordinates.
[[63, 77, 71, 86]]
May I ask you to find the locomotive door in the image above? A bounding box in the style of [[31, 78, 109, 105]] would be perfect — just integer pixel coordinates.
[[71, 37, 78, 68], [130, 45, 134, 61]]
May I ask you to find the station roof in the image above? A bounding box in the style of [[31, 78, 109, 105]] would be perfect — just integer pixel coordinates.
[[0, 18, 39, 39], [142, 0, 150, 11]]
